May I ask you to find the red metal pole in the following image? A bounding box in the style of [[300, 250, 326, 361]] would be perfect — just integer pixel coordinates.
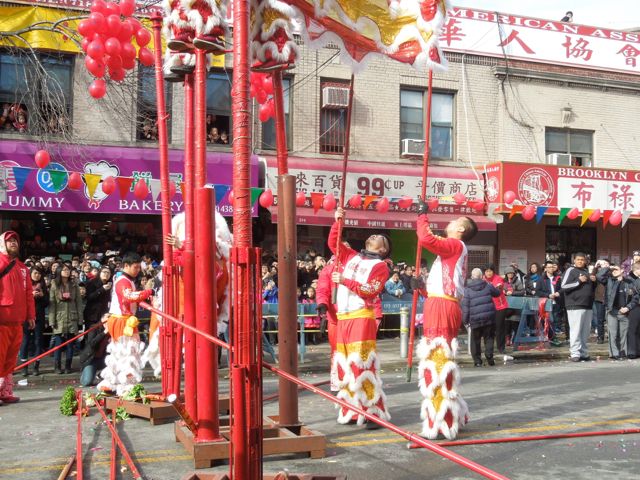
[[408, 428, 640, 449], [182, 73, 198, 422], [263, 362, 509, 480], [94, 399, 143, 480], [76, 390, 83, 480], [140, 301, 231, 350], [193, 47, 221, 442], [14, 323, 103, 372], [151, 12, 176, 398], [272, 70, 288, 175], [406, 69, 433, 382], [332, 74, 355, 301]]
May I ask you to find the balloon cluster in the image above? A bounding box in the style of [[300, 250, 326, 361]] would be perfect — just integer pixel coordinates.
[[250, 72, 275, 122], [77, 0, 153, 99]]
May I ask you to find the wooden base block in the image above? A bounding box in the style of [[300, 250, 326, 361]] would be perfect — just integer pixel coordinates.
[[175, 418, 327, 468]]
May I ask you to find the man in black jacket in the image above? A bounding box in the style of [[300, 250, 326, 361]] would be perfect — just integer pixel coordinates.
[[597, 264, 635, 360], [561, 253, 595, 361]]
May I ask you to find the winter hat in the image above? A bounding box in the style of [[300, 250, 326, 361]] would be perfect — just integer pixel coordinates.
[[0, 231, 20, 255]]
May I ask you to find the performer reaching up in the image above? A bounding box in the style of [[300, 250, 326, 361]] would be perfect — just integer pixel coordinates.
[[414, 199, 477, 440], [329, 208, 391, 428], [97, 253, 153, 397]]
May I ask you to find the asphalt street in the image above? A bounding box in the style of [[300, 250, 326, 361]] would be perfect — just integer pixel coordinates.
[[1, 352, 639, 480]]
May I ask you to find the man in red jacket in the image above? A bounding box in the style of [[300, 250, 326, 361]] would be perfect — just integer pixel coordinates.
[[0, 231, 35, 405]]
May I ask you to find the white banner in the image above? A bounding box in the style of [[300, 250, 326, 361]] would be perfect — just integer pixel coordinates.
[[443, 8, 640, 76]]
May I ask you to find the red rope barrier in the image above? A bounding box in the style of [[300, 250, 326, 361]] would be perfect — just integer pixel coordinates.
[[407, 428, 640, 449], [93, 398, 143, 480], [13, 323, 103, 372]]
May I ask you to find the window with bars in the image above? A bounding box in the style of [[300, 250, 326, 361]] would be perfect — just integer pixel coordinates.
[[320, 80, 349, 154], [399, 89, 455, 160], [0, 51, 73, 136], [136, 66, 172, 142], [545, 128, 593, 167], [261, 77, 291, 150]]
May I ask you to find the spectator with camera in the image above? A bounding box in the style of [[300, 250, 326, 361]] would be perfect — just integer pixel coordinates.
[[597, 263, 635, 360]]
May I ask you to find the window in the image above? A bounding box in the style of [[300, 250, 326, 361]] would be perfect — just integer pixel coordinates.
[[206, 71, 231, 145], [261, 77, 291, 150], [546, 226, 596, 267], [0, 51, 73, 135], [400, 89, 454, 160], [545, 128, 593, 167], [136, 66, 172, 142], [320, 80, 349, 154]]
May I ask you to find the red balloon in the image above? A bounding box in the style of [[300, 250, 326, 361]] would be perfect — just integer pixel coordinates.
[[104, 2, 120, 17], [256, 88, 267, 104], [92, 32, 105, 42], [87, 39, 106, 59], [265, 98, 275, 117], [68, 172, 83, 190], [249, 83, 257, 98], [397, 196, 413, 209], [589, 209, 601, 222], [262, 75, 274, 95], [259, 189, 274, 208], [348, 194, 362, 208], [609, 210, 622, 226], [138, 47, 154, 67], [105, 37, 122, 56], [109, 66, 126, 82], [101, 176, 116, 195], [106, 54, 122, 70], [118, 20, 134, 42], [34, 150, 50, 169], [228, 189, 234, 205], [119, 0, 136, 17], [169, 182, 177, 198], [453, 192, 467, 205], [567, 207, 580, 220], [376, 197, 390, 213], [427, 198, 439, 210], [471, 201, 485, 212], [88, 12, 107, 34], [85, 56, 105, 78], [126, 17, 142, 33], [106, 14, 122, 36], [258, 103, 272, 123], [122, 55, 136, 70], [295, 192, 306, 207], [135, 28, 151, 47], [121, 42, 137, 60], [134, 179, 149, 199], [90, 0, 106, 14], [521, 205, 536, 221], [323, 193, 337, 211], [89, 79, 107, 99], [78, 19, 95, 37], [503, 190, 516, 204], [81, 37, 91, 53]]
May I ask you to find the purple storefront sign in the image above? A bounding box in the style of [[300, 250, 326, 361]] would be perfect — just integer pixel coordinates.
[[0, 140, 258, 216]]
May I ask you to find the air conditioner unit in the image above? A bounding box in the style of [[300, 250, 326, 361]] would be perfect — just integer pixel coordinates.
[[546, 153, 572, 165], [401, 138, 425, 157], [322, 86, 350, 109]]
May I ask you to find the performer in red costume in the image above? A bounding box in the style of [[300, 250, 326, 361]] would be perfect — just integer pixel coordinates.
[[329, 208, 391, 428], [414, 199, 477, 440], [0, 231, 35, 405], [97, 253, 153, 396], [316, 256, 339, 391]]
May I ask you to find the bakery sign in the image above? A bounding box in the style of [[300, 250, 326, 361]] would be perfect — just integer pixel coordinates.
[[486, 162, 640, 213]]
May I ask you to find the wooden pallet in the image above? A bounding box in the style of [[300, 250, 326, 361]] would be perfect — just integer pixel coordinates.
[[104, 395, 230, 425], [175, 419, 327, 469]]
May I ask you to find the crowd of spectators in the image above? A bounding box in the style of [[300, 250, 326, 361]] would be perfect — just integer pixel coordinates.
[[0, 103, 28, 133]]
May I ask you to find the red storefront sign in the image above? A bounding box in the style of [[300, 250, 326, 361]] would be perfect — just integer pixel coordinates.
[[486, 162, 640, 214], [265, 156, 496, 231]]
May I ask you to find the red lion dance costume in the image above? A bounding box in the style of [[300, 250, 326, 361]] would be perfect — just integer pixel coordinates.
[[416, 211, 472, 440], [328, 220, 390, 425], [98, 270, 153, 396], [162, 0, 227, 79], [250, 0, 299, 70]]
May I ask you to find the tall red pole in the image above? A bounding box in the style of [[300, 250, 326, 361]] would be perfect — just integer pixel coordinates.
[[193, 48, 220, 442], [151, 13, 176, 396], [183, 73, 198, 420], [406, 69, 433, 382], [231, 0, 262, 476], [273, 71, 288, 175]]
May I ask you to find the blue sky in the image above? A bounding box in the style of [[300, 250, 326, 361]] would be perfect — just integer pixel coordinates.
[[452, 1, 640, 30]]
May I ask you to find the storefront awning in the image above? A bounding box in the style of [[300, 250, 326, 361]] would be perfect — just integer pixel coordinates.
[[265, 156, 495, 231], [0, 139, 258, 216]]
